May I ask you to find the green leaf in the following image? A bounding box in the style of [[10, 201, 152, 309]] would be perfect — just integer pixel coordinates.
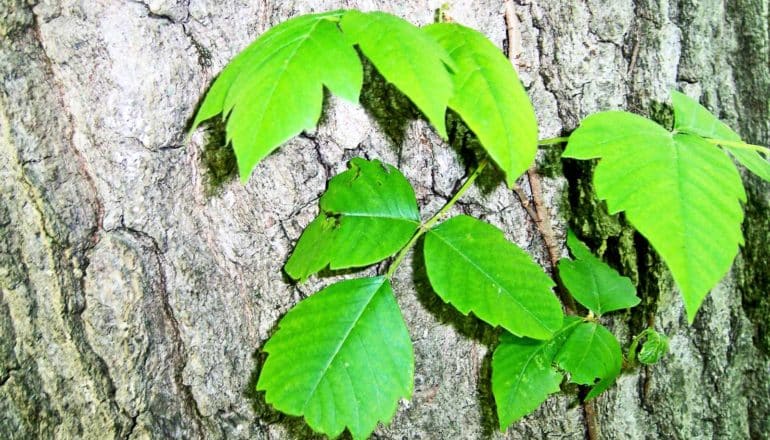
[[191, 11, 362, 182], [423, 215, 563, 339], [423, 23, 538, 187], [340, 10, 454, 138], [558, 231, 640, 315], [492, 317, 581, 430], [671, 90, 741, 141], [671, 90, 770, 182], [257, 276, 413, 440], [564, 111, 746, 323], [726, 148, 770, 182], [285, 158, 420, 281], [632, 329, 669, 365], [555, 321, 622, 399]]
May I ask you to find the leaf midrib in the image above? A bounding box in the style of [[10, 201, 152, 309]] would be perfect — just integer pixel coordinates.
[[250, 20, 325, 135], [501, 318, 581, 410], [505, 343, 553, 409], [355, 13, 447, 130], [430, 231, 555, 334], [564, 324, 597, 383], [335, 212, 420, 222], [300, 278, 387, 412]]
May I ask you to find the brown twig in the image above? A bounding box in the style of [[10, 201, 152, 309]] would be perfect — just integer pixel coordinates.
[[627, 28, 640, 76], [504, 1, 523, 64], [583, 400, 601, 440], [504, 3, 597, 439], [525, 168, 561, 270]]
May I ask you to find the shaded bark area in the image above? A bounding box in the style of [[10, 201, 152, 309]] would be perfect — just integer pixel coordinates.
[[1, 0, 768, 439]]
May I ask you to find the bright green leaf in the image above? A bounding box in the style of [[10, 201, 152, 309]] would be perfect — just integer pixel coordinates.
[[492, 317, 581, 430], [340, 10, 454, 138], [558, 231, 640, 315], [726, 148, 770, 182], [671, 90, 770, 182], [564, 111, 746, 323], [555, 322, 622, 399], [424, 23, 538, 187], [423, 215, 563, 339], [257, 276, 413, 440], [285, 158, 420, 281], [632, 328, 669, 365], [671, 90, 741, 141], [191, 11, 362, 182]]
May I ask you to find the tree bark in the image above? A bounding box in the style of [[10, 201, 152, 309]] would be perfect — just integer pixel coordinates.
[[1, 0, 768, 439]]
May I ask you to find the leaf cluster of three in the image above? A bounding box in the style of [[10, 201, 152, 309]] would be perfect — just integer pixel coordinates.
[[191, 8, 770, 440]]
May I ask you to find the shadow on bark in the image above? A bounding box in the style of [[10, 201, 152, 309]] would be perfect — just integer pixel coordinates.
[[409, 238, 501, 438], [245, 349, 336, 440], [359, 58, 421, 149]]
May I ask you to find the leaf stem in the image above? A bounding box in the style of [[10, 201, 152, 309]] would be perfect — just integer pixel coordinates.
[[705, 138, 770, 156], [538, 136, 570, 146], [385, 159, 489, 279]]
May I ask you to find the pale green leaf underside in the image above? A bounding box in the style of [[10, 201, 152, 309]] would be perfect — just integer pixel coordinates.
[[340, 10, 454, 138], [558, 230, 639, 315], [424, 215, 563, 339], [671, 90, 770, 182], [492, 317, 581, 430], [555, 321, 622, 399], [726, 148, 770, 182], [424, 23, 538, 187], [191, 11, 362, 182], [257, 277, 413, 440], [285, 158, 420, 281], [671, 90, 741, 141], [564, 111, 746, 322]]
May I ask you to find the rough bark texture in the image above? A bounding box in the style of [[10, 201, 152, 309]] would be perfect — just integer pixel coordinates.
[[1, 0, 768, 439]]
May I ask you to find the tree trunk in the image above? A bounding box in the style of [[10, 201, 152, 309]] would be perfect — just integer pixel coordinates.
[[1, 0, 768, 439]]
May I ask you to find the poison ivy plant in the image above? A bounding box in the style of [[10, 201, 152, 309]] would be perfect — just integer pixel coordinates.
[[564, 109, 747, 323], [191, 10, 537, 186], [492, 232, 634, 429], [424, 23, 538, 185], [257, 276, 413, 440], [558, 230, 640, 315], [270, 157, 567, 438], [628, 328, 669, 366], [191, 11, 361, 181], [423, 215, 562, 339], [189, 8, 768, 440], [285, 158, 420, 281]]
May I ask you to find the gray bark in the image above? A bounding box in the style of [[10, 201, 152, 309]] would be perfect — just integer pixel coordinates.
[[1, 0, 768, 439]]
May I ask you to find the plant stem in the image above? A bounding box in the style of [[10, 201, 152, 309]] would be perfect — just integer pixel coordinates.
[[385, 160, 488, 279], [538, 136, 570, 146], [503, 4, 593, 438], [705, 138, 770, 156]]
